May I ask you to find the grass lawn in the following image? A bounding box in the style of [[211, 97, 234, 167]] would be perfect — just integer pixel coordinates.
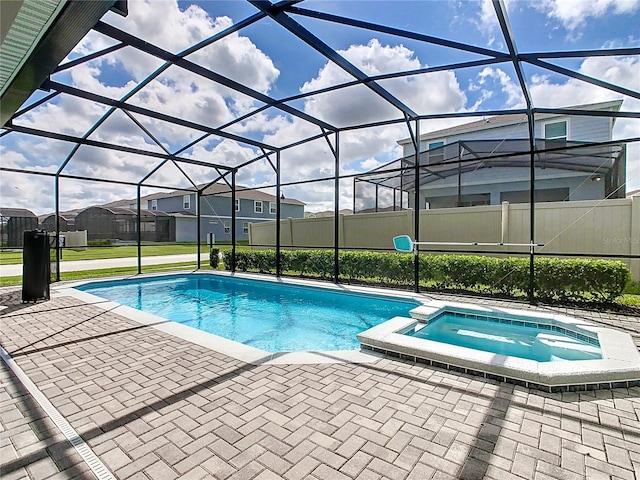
[[0, 262, 204, 286], [619, 294, 640, 307], [0, 243, 250, 265]]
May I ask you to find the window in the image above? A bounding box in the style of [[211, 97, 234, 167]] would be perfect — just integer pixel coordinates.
[[254, 200, 263, 213], [243, 222, 249, 234], [223, 221, 230, 233], [501, 188, 569, 204], [151, 199, 157, 210], [544, 120, 568, 141], [183, 194, 191, 209], [427, 140, 445, 164], [425, 193, 490, 209], [235, 199, 240, 211], [269, 202, 277, 214]]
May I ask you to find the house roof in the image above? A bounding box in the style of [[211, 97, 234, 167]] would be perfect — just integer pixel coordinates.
[[305, 209, 353, 218], [357, 138, 626, 190], [39, 212, 78, 223], [38, 184, 305, 220], [627, 189, 640, 198], [140, 183, 305, 206], [77, 206, 172, 217], [0, 207, 37, 218], [397, 100, 624, 146]]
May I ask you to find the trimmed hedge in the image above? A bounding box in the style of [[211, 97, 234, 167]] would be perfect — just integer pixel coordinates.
[[209, 248, 220, 269], [212, 249, 630, 303]]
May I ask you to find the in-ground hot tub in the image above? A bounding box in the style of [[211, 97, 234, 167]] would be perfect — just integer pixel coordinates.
[[357, 300, 640, 392]]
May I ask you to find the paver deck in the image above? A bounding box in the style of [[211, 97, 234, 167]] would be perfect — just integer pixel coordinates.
[[1, 281, 640, 479]]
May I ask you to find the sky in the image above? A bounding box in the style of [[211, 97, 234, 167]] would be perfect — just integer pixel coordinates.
[[1, 0, 639, 215]]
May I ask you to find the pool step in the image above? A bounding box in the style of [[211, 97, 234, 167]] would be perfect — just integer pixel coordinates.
[[409, 306, 440, 322], [534, 333, 601, 361]]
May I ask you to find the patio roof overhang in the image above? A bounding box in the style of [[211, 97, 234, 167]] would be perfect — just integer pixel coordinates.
[[0, 0, 125, 127], [355, 139, 628, 191]]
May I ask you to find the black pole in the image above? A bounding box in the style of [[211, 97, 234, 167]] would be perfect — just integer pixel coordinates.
[[334, 131, 340, 283], [413, 120, 420, 293], [136, 184, 142, 274], [528, 112, 536, 303], [353, 179, 356, 214], [457, 161, 462, 207], [196, 190, 202, 269], [375, 184, 379, 212], [393, 187, 396, 211], [276, 150, 281, 277], [54, 175, 60, 281], [231, 171, 236, 272], [400, 162, 404, 210]]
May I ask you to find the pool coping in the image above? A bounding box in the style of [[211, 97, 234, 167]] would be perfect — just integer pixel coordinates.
[[357, 299, 640, 392], [56, 270, 431, 366]]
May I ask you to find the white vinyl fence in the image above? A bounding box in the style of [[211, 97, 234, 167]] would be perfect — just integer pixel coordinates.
[[249, 197, 640, 279]]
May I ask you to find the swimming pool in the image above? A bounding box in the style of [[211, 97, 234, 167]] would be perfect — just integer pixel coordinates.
[[358, 300, 640, 391], [406, 310, 601, 362], [75, 273, 420, 352]]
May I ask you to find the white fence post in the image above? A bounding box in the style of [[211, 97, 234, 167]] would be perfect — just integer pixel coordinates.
[[631, 196, 639, 280], [501, 201, 509, 244]]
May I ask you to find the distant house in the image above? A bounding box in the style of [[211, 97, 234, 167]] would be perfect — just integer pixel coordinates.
[[362, 100, 626, 210], [147, 183, 305, 242], [305, 209, 353, 218], [40, 213, 77, 232], [75, 206, 175, 242], [0, 207, 38, 247]]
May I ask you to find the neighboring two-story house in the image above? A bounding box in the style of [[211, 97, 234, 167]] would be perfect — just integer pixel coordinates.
[[386, 100, 626, 209], [146, 183, 305, 242]]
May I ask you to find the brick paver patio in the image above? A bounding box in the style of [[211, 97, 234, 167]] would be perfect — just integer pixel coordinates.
[[1, 283, 640, 479]]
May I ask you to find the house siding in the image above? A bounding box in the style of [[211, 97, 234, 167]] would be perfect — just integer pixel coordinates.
[[410, 168, 604, 209], [402, 110, 617, 208], [410, 114, 613, 155], [153, 193, 304, 241]]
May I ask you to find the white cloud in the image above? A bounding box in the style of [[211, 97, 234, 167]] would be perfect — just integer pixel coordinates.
[[472, 0, 518, 47], [474, 0, 499, 46], [527, 55, 640, 192], [535, 0, 640, 31], [0, 171, 55, 214], [68, 0, 280, 146], [300, 39, 467, 126], [477, 66, 525, 108], [15, 96, 109, 137], [98, 1, 280, 93], [360, 158, 384, 170], [529, 56, 640, 106]]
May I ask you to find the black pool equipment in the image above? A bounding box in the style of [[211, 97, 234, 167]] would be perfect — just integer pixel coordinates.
[[22, 230, 51, 302]]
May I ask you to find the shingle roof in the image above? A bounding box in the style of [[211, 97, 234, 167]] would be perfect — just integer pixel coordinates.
[[134, 183, 305, 206], [78, 206, 172, 217], [398, 100, 624, 146], [0, 207, 36, 218]]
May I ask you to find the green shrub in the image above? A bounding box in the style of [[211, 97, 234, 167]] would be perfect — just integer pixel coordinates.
[[217, 249, 630, 304], [88, 239, 112, 246], [534, 257, 630, 303], [625, 280, 640, 295], [209, 248, 220, 269]]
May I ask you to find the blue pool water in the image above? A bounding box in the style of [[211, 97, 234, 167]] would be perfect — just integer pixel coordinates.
[[77, 274, 419, 352], [407, 312, 602, 362]]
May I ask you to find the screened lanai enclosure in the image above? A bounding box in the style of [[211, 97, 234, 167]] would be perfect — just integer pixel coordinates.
[[1, 0, 639, 300]]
